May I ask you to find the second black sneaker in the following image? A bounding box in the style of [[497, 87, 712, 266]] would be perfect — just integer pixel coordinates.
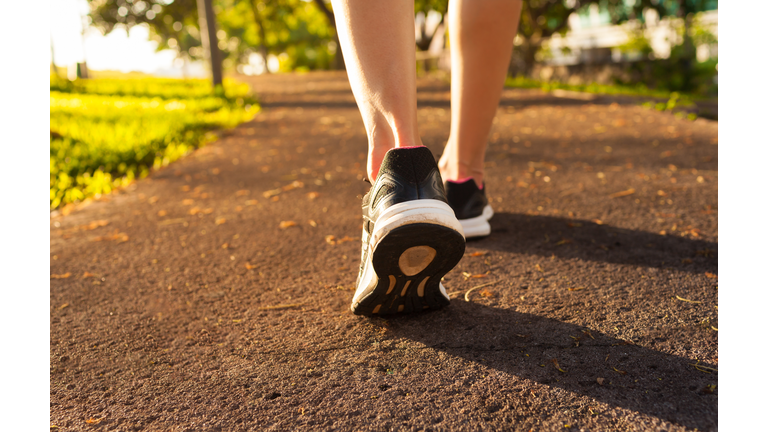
[[444, 178, 494, 239], [351, 147, 466, 316]]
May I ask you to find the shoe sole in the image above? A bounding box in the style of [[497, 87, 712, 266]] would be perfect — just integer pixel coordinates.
[[352, 200, 465, 316], [459, 204, 494, 239]]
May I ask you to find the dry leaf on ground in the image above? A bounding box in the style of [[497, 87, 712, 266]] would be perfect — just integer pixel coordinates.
[[215, 217, 226, 225], [282, 181, 304, 191], [81, 220, 109, 230], [279, 221, 297, 229], [325, 235, 354, 245], [609, 188, 636, 199], [51, 273, 71, 279], [264, 188, 281, 198], [258, 303, 303, 311], [675, 295, 702, 304], [91, 232, 129, 242]]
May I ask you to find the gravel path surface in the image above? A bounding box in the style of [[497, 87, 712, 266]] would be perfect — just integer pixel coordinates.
[[50, 71, 718, 431]]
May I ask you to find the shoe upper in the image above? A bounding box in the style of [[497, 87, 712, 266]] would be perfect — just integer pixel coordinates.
[[358, 147, 449, 284], [362, 147, 449, 235], [444, 179, 488, 220]]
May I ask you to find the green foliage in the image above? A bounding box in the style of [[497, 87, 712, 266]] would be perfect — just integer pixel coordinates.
[[512, 0, 717, 74], [617, 30, 654, 58], [88, 0, 339, 72], [50, 74, 256, 101], [615, 15, 718, 95], [414, 0, 447, 15], [640, 92, 698, 120], [505, 75, 675, 98], [505, 76, 701, 120], [50, 76, 258, 209], [217, 0, 337, 72]]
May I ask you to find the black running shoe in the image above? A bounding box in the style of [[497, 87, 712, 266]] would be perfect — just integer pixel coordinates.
[[444, 179, 494, 239], [352, 147, 466, 316]]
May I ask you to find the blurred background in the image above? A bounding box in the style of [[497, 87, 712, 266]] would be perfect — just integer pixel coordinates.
[[51, 0, 717, 93]]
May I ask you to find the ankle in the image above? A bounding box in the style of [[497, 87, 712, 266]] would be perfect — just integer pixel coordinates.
[[438, 156, 484, 187], [367, 146, 391, 181], [367, 141, 424, 181]]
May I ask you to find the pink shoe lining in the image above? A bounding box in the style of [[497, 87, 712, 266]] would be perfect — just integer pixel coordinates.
[[446, 177, 483, 189]]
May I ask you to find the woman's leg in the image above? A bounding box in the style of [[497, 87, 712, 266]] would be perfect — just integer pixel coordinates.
[[331, 0, 421, 181], [438, 0, 523, 187]]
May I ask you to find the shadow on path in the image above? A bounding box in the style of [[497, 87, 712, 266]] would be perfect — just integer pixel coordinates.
[[475, 213, 717, 275], [258, 95, 637, 111], [389, 301, 717, 430]]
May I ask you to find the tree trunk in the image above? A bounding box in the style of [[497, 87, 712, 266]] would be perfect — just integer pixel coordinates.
[[332, 33, 345, 71], [196, 0, 223, 88], [520, 39, 539, 77], [679, 0, 695, 91], [311, 0, 345, 70]]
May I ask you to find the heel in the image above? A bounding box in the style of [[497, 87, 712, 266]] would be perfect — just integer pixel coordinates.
[[353, 222, 465, 315]]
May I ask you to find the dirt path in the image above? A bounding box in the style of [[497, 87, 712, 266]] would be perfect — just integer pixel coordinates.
[[50, 71, 718, 431]]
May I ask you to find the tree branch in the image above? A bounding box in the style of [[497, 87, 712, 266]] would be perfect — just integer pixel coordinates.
[[312, 0, 335, 28]]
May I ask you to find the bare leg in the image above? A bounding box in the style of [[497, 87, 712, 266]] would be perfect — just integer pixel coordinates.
[[331, 0, 422, 181], [438, 0, 522, 187]]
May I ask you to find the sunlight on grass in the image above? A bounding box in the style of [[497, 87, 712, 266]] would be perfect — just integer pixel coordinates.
[[50, 76, 259, 209]]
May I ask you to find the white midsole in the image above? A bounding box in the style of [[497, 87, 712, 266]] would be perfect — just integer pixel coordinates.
[[371, 200, 464, 246], [352, 200, 463, 305], [459, 204, 494, 238]]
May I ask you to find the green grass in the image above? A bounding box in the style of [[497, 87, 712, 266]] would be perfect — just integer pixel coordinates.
[[50, 75, 259, 209], [505, 75, 709, 120], [504, 75, 686, 99]]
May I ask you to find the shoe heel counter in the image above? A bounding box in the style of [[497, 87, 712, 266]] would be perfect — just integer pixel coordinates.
[[379, 146, 439, 184], [417, 169, 448, 203], [373, 146, 450, 208], [445, 180, 487, 219]]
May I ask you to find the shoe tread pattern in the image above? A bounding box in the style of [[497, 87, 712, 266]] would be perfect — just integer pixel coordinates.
[[352, 223, 465, 316]]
